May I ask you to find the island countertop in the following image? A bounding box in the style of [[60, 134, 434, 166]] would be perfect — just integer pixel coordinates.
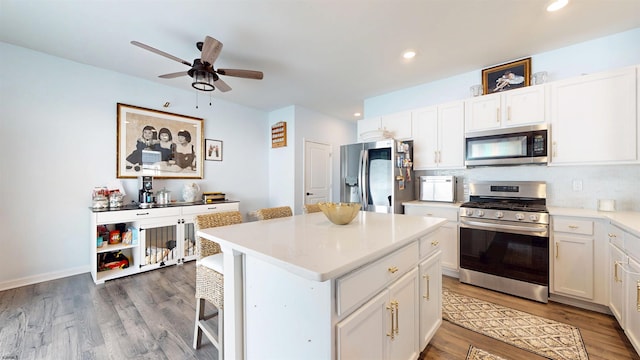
[[197, 211, 446, 282]]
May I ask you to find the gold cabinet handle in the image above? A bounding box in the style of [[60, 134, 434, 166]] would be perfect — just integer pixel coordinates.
[[608, 233, 617, 238], [434, 151, 438, 163], [388, 266, 399, 274], [552, 141, 558, 158], [507, 106, 511, 121], [637, 281, 640, 312], [431, 240, 439, 246], [393, 300, 399, 335], [496, 108, 500, 123], [423, 274, 430, 300], [614, 261, 621, 283], [568, 225, 579, 229], [556, 242, 559, 259], [386, 302, 395, 339]]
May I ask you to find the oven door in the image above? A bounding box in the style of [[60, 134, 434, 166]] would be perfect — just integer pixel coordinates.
[[459, 218, 549, 286]]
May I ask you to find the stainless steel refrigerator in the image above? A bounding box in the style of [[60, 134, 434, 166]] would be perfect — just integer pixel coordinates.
[[340, 139, 414, 214]]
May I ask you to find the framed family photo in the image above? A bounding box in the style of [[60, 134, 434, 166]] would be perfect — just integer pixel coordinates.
[[116, 103, 204, 179], [482, 57, 531, 95], [205, 139, 223, 161]]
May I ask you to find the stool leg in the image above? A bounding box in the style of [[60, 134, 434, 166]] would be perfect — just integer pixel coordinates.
[[193, 297, 205, 349], [218, 308, 224, 357]]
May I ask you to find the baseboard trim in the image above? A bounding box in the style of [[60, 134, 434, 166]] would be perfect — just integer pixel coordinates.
[[549, 293, 612, 315], [0, 266, 90, 291]]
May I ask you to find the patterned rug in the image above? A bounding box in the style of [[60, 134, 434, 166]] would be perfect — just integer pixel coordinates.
[[466, 346, 508, 360], [443, 289, 589, 360]]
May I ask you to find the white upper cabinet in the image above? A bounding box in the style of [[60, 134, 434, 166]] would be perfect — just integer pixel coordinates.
[[548, 66, 638, 165], [357, 112, 412, 142], [382, 111, 413, 140], [465, 84, 546, 133], [412, 101, 465, 170]]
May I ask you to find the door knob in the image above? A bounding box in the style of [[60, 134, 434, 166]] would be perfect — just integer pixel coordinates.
[[306, 192, 314, 196]]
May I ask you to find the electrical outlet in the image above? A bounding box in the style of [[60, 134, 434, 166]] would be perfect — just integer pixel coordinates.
[[572, 179, 583, 192]]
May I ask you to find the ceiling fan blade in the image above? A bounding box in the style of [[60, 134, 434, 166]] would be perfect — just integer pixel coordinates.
[[201, 36, 223, 66], [217, 68, 264, 80], [131, 41, 192, 67], [159, 71, 189, 79], [214, 77, 232, 92]]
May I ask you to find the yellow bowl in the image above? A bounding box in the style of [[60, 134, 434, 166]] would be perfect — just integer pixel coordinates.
[[317, 202, 361, 225]]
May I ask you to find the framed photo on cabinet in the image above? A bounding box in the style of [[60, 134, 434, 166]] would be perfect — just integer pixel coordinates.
[[205, 139, 223, 161], [116, 103, 204, 179], [482, 57, 531, 95]]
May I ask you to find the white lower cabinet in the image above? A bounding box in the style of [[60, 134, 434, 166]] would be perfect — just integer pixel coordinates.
[[608, 223, 640, 355], [624, 258, 640, 355], [553, 233, 594, 299], [551, 216, 608, 306], [337, 268, 419, 360], [610, 241, 627, 326], [90, 202, 239, 284], [404, 203, 459, 275], [419, 251, 442, 350]]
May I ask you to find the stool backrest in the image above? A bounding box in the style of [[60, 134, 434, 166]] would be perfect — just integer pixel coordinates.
[[303, 203, 321, 213], [256, 206, 293, 220], [195, 211, 242, 258]]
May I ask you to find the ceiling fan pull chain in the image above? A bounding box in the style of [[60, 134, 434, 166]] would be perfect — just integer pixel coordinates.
[[195, 91, 199, 109], [209, 92, 212, 106]]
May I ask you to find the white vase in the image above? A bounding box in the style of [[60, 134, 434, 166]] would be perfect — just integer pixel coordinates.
[[182, 183, 200, 202]]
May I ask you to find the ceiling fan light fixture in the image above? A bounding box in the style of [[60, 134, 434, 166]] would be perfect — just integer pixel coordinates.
[[192, 70, 215, 91]]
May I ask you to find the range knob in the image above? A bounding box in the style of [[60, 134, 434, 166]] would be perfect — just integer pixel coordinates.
[[529, 214, 539, 222], [515, 213, 525, 220], [495, 211, 504, 219], [475, 210, 485, 217], [465, 209, 474, 216]]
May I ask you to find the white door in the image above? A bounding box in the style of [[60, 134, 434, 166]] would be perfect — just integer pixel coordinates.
[[304, 140, 331, 205]]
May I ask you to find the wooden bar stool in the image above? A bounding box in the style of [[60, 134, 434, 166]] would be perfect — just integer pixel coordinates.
[[193, 211, 242, 356]]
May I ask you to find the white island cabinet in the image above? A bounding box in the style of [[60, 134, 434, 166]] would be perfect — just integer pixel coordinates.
[[197, 211, 446, 360]]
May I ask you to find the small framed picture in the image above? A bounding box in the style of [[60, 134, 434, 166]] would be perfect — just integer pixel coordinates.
[[482, 57, 531, 95], [205, 139, 223, 161]]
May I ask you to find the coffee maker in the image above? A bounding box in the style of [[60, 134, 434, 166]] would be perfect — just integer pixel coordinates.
[[138, 176, 154, 207]]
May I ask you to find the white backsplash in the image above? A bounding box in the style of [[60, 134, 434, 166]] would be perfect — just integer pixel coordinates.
[[417, 164, 640, 211]]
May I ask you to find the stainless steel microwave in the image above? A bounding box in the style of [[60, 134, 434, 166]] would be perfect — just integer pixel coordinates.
[[464, 124, 548, 167]]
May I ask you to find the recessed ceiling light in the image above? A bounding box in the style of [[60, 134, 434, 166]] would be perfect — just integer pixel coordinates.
[[547, 0, 568, 12], [403, 50, 416, 59], [353, 112, 362, 117]]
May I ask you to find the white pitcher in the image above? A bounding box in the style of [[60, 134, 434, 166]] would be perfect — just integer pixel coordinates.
[[182, 183, 200, 202]]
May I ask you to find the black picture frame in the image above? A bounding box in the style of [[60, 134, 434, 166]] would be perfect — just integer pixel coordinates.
[[482, 57, 531, 95]]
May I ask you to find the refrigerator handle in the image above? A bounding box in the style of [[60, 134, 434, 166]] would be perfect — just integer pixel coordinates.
[[359, 149, 367, 210]]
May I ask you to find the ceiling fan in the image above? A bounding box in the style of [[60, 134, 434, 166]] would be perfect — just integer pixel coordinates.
[[131, 36, 263, 92]]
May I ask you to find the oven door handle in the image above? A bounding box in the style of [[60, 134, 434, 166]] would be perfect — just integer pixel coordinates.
[[460, 219, 548, 236]]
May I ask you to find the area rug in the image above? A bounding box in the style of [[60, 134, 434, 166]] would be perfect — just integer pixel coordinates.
[[466, 345, 508, 360], [443, 289, 589, 360]]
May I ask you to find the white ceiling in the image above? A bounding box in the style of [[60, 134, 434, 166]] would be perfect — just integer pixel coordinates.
[[2, 0, 639, 120]]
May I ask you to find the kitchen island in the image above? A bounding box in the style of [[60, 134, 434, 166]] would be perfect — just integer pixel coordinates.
[[197, 211, 446, 360]]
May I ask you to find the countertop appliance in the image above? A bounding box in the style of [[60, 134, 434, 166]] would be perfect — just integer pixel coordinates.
[[340, 139, 414, 214], [458, 181, 549, 303], [419, 175, 456, 202], [465, 124, 548, 167]]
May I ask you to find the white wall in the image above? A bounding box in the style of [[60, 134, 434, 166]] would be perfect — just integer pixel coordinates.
[[0, 42, 270, 289], [268, 106, 296, 210], [364, 28, 640, 211], [294, 106, 357, 214]]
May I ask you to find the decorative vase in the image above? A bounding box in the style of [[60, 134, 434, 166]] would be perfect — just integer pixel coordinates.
[[182, 183, 200, 202]]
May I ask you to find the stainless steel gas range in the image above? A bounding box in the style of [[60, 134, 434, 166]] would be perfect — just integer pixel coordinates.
[[458, 181, 550, 303]]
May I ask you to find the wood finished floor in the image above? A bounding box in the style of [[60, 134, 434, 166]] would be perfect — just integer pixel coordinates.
[[0, 263, 638, 359]]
